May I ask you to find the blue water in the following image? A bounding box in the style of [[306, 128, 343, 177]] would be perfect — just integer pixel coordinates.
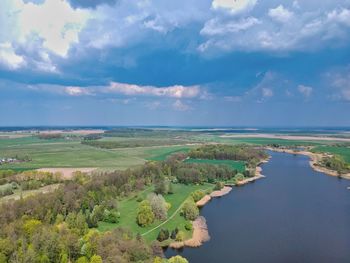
[[165, 151, 350, 263]]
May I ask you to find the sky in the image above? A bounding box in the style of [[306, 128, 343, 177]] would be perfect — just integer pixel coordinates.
[[0, 0, 350, 127]]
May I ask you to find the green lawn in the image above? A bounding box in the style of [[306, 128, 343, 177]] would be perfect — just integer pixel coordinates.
[[184, 158, 246, 172], [312, 146, 350, 163], [97, 183, 213, 242]]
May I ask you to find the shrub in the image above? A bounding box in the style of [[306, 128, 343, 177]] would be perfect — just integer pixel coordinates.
[[184, 221, 192, 231], [214, 181, 224, 191], [175, 231, 185, 242], [191, 190, 205, 202]]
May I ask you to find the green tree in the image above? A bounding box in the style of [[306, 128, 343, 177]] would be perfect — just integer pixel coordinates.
[[168, 255, 189, 263], [182, 200, 199, 221], [137, 200, 155, 227], [76, 256, 89, 263], [90, 255, 102, 263]]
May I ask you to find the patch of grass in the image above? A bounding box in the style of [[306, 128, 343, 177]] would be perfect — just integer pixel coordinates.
[[184, 158, 246, 172]]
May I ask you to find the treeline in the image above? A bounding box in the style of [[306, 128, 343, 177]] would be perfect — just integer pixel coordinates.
[[189, 144, 268, 167], [82, 139, 189, 149], [38, 133, 63, 139], [320, 156, 350, 174]]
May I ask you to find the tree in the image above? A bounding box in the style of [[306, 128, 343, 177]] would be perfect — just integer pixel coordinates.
[[90, 255, 102, 263], [147, 193, 167, 220], [76, 256, 89, 263], [0, 253, 6, 263], [137, 200, 155, 227], [168, 255, 189, 263], [157, 229, 169, 242], [182, 200, 199, 221], [154, 177, 168, 195]]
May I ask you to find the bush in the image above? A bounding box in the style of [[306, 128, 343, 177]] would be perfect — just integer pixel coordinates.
[[184, 221, 192, 231], [175, 231, 185, 242], [168, 255, 189, 263], [191, 190, 205, 202], [214, 181, 224, 191], [103, 209, 120, 224]]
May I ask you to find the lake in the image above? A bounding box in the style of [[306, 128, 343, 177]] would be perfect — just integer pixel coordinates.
[[165, 151, 350, 263]]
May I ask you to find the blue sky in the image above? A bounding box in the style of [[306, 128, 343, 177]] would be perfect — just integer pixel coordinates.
[[1, 0, 350, 126]]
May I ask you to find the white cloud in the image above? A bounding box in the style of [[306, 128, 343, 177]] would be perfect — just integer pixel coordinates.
[[262, 88, 273, 98], [65, 86, 93, 96], [201, 17, 261, 36], [107, 82, 203, 99], [212, 0, 257, 14], [268, 5, 294, 23], [16, 0, 89, 57], [298, 85, 313, 98], [172, 100, 191, 111], [0, 42, 25, 69], [199, 6, 350, 53], [224, 96, 242, 102]]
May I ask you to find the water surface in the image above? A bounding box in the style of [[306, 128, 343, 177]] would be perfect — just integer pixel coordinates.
[[165, 151, 350, 263]]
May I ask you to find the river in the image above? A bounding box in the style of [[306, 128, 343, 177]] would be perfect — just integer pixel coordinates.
[[165, 151, 350, 263]]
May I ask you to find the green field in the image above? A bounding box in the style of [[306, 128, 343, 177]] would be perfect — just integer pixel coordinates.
[[184, 158, 246, 172], [0, 136, 197, 170], [146, 146, 193, 161], [97, 183, 213, 242], [312, 146, 350, 163]]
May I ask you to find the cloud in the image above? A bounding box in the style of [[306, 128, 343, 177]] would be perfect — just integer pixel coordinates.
[[65, 86, 93, 96], [68, 0, 117, 9], [199, 5, 350, 53], [298, 85, 313, 98], [212, 0, 257, 14], [172, 100, 191, 111], [0, 42, 26, 69], [107, 82, 203, 99], [268, 5, 294, 23], [262, 88, 273, 98], [201, 17, 261, 36]]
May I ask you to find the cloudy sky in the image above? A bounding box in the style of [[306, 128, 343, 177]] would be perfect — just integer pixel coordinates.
[[1, 0, 350, 126]]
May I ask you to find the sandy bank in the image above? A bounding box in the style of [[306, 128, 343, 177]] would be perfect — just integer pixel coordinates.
[[196, 186, 233, 207], [266, 147, 350, 180], [36, 168, 97, 180], [169, 216, 210, 249]]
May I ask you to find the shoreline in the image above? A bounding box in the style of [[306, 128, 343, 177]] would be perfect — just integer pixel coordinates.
[[169, 161, 267, 249], [266, 147, 350, 180]]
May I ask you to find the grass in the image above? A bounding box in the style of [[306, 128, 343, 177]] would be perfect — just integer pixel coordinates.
[[184, 158, 246, 172], [146, 146, 193, 161], [0, 136, 197, 170], [312, 146, 350, 163], [97, 183, 213, 242]]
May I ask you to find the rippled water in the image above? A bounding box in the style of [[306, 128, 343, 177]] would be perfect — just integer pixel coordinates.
[[165, 151, 350, 263]]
